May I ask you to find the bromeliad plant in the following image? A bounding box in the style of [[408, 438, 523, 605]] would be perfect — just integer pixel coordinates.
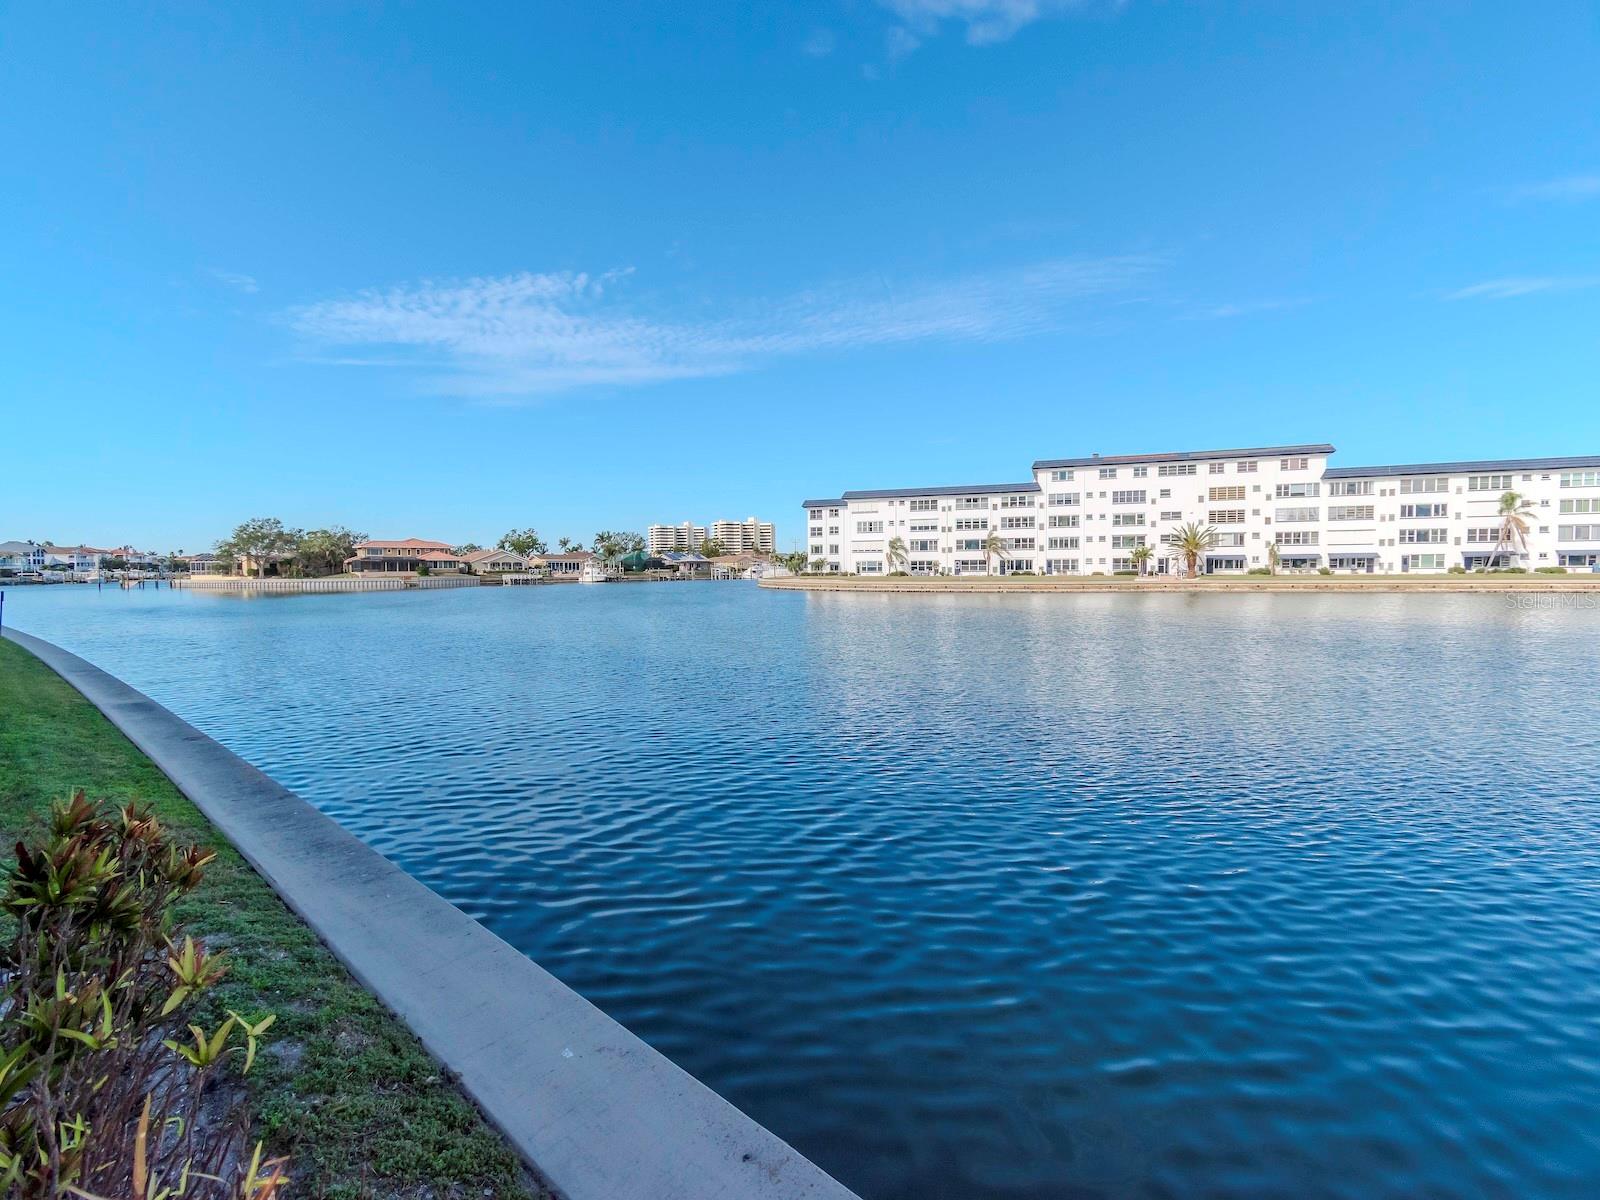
[[0, 793, 287, 1198]]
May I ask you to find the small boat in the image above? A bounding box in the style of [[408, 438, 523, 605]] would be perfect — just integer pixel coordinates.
[[579, 559, 610, 584]]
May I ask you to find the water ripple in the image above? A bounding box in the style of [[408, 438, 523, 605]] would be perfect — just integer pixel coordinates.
[[9, 585, 1600, 1199]]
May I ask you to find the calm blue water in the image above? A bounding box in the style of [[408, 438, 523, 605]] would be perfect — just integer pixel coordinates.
[[6, 583, 1600, 1199]]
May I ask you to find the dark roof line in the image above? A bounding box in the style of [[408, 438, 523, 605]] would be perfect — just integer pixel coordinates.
[[1033, 443, 1336, 470], [801, 498, 847, 508], [1325, 454, 1600, 479], [842, 482, 1041, 500]]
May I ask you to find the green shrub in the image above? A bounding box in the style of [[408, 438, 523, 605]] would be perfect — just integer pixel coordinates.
[[1536, 566, 1568, 574], [1317, 567, 1333, 575], [1010, 570, 1038, 576], [1447, 565, 1467, 574], [1112, 570, 1137, 576], [888, 570, 910, 577], [0, 794, 284, 1198], [1246, 567, 1272, 576]]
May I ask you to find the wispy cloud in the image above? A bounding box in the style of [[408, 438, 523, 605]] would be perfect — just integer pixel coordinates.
[[1506, 174, 1600, 203], [288, 256, 1160, 399], [205, 268, 259, 294], [885, 24, 923, 61], [801, 28, 836, 57], [878, 0, 1098, 49], [1185, 297, 1314, 321], [1442, 276, 1600, 301]]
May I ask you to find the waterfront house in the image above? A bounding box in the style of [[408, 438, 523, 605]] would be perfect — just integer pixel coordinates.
[[462, 548, 528, 574], [659, 550, 712, 576], [806, 445, 1600, 575], [417, 551, 467, 572], [42, 545, 104, 578], [533, 550, 594, 578], [88, 545, 163, 575], [1, 542, 131, 578], [345, 538, 461, 573], [708, 552, 771, 579], [237, 549, 297, 577], [0, 541, 47, 574], [710, 552, 770, 570], [100, 545, 158, 569]]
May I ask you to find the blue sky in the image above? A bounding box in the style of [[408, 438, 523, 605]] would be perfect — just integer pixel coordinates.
[[4, 2, 1598, 552]]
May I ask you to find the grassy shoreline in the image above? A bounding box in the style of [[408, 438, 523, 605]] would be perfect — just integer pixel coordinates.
[[0, 637, 546, 1200]]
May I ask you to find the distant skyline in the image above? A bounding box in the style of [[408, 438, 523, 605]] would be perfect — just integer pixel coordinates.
[[4, 3, 1598, 551]]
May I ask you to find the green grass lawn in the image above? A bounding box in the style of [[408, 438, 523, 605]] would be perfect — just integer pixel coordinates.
[[0, 637, 545, 1200]]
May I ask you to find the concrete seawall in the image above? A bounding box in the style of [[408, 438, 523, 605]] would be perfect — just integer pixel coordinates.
[[176, 575, 482, 592], [2, 626, 859, 1200]]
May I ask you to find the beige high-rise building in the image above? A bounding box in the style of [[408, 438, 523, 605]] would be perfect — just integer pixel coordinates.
[[650, 517, 775, 555], [708, 517, 775, 555], [647, 522, 708, 554]]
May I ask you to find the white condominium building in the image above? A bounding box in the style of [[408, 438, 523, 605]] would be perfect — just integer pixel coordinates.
[[1320, 457, 1600, 573], [648, 522, 708, 554], [801, 483, 1046, 577], [649, 517, 775, 555], [803, 444, 1600, 575]]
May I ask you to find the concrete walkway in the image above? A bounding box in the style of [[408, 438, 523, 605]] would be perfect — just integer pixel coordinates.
[[3, 627, 859, 1200]]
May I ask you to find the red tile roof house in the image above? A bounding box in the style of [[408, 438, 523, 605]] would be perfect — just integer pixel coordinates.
[[94, 545, 161, 569], [344, 538, 466, 574]]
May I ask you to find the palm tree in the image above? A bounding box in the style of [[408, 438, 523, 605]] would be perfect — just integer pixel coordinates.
[[809, 557, 829, 575], [1488, 491, 1536, 570], [1266, 542, 1281, 575], [1168, 521, 1219, 579], [982, 529, 1007, 576], [1130, 543, 1153, 577], [885, 536, 908, 573]]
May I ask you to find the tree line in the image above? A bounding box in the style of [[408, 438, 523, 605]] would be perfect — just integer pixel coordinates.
[[212, 519, 772, 577], [212, 519, 368, 578], [457, 531, 653, 559]]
